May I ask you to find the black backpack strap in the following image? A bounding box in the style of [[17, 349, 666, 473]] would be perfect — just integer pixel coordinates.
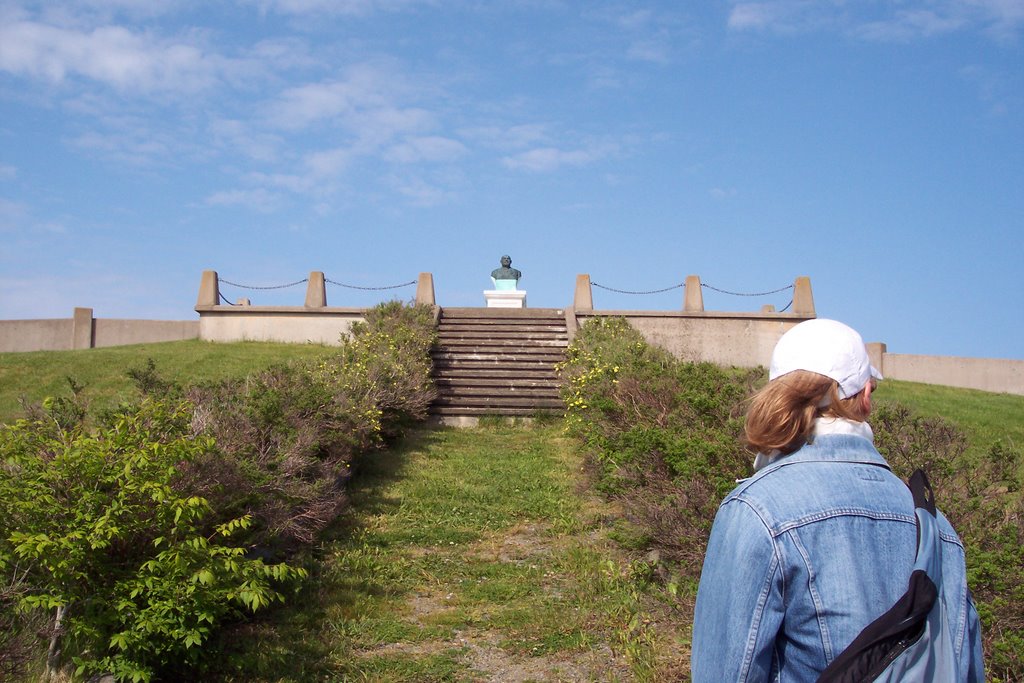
[[908, 469, 936, 517], [816, 468, 937, 683]]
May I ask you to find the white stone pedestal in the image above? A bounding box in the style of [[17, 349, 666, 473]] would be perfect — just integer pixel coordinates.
[[484, 290, 527, 308]]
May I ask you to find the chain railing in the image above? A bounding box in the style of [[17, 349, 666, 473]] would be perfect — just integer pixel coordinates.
[[592, 282, 685, 295], [215, 274, 417, 305], [700, 283, 794, 297], [325, 278, 417, 291], [218, 277, 309, 290], [591, 278, 795, 312]]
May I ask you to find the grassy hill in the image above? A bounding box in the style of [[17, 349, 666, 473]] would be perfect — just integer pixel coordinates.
[[1, 340, 1021, 680], [0, 340, 336, 423], [3, 340, 1020, 454]]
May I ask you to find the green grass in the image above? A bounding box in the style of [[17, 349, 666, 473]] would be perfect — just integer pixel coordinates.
[[202, 424, 648, 682], [3, 345, 1020, 680], [0, 339, 336, 423], [876, 379, 1024, 458]]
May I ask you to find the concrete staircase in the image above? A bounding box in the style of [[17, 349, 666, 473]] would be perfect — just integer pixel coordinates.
[[430, 307, 568, 420]]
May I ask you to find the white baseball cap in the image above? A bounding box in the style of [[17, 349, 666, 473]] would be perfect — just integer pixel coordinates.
[[769, 319, 883, 399]]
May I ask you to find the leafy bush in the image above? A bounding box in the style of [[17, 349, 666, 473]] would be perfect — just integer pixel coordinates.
[[563, 320, 1023, 682], [559, 317, 760, 567], [1, 300, 438, 680], [874, 403, 1023, 682], [181, 301, 437, 553], [0, 399, 306, 683]]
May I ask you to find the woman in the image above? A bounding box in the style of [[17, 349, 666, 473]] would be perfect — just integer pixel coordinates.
[[691, 319, 984, 682]]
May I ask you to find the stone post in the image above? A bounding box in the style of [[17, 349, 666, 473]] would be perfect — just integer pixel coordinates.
[[792, 276, 815, 317], [683, 275, 704, 312], [197, 270, 220, 307], [866, 342, 887, 379], [416, 273, 435, 306], [72, 307, 94, 350], [305, 271, 327, 307], [574, 274, 593, 311]]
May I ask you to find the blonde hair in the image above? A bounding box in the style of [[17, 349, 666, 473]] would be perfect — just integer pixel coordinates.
[[745, 370, 870, 455]]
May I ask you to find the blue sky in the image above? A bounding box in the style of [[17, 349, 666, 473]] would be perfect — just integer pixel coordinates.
[[1, 0, 1021, 360]]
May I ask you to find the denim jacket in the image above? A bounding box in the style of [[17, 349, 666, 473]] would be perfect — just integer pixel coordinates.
[[691, 430, 984, 682]]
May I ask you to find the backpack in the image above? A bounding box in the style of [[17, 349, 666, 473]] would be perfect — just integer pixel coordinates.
[[817, 469, 959, 683]]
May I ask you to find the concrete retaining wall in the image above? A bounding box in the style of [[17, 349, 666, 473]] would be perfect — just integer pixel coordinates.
[[0, 318, 76, 352], [197, 306, 365, 345], [879, 352, 1024, 396], [4, 266, 1022, 396], [574, 313, 1024, 396], [0, 309, 198, 352], [577, 311, 810, 369], [93, 319, 199, 348]]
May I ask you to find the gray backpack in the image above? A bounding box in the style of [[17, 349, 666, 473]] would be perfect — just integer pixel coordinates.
[[817, 469, 959, 683]]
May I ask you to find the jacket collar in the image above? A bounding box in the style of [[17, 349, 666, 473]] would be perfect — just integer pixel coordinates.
[[744, 430, 890, 484]]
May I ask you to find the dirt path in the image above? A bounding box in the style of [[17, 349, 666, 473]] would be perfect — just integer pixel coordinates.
[[332, 423, 643, 682], [217, 423, 682, 682]]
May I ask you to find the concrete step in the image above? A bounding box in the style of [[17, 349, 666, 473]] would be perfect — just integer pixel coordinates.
[[437, 386, 561, 398], [432, 366, 559, 378], [431, 307, 569, 417], [437, 323, 568, 333], [432, 395, 565, 409], [431, 405, 563, 417], [435, 338, 568, 349], [439, 307, 565, 319], [434, 377, 561, 388], [432, 350, 565, 362]]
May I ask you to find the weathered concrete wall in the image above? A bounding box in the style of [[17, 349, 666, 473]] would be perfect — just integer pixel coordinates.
[[93, 319, 199, 348], [881, 353, 1024, 396], [576, 312, 1024, 395], [197, 306, 365, 345], [1, 311, 198, 352], [577, 311, 810, 369], [0, 319, 75, 352]]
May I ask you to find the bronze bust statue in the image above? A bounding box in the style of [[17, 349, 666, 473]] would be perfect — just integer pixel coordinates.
[[491, 255, 522, 282]]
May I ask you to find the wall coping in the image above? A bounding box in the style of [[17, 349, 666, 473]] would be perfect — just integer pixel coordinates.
[[576, 309, 811, 321], [196, 305, 367, 315]]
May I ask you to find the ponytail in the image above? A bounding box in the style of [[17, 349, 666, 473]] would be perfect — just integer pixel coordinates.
[[745, 370, 870, 455]]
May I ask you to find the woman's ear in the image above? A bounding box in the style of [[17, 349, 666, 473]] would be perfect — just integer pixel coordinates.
[[859, 382, 873, 416]]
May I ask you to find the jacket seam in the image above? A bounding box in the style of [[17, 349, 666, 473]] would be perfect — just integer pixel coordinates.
[[729, 498, 784, 683]]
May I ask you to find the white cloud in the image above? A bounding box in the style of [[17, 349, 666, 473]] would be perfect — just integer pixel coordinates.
[[855, 10, 966, 41], [0, 198, 29, 232], [459, 123, 550, 151], [69, 126, 179, 167], [626, 39, 672, 64], [209, 118, 283, 162], [264, 64, 433, 143], [728, 0, 1024, 41], [0, 20, 224, 93], [959, 64, 1013, 115], [384, 136, 467, 163], [501, 144, 612, 173], [204, 188, 283, 212], [245, 0, 433, 16], [0, 198, 65, 235], [304, 147, 355, 177], [390, 175, 455, 206], [727, 2, 819, 33]]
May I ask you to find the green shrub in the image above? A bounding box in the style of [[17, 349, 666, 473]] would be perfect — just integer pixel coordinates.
[[0, 399, 306, 683], [563, 318, 1023, 680], [559, 317, 760, 565], [1, 300, 439, 680], [874, 403, 1023, 682], [179, 301, 437, 553]]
